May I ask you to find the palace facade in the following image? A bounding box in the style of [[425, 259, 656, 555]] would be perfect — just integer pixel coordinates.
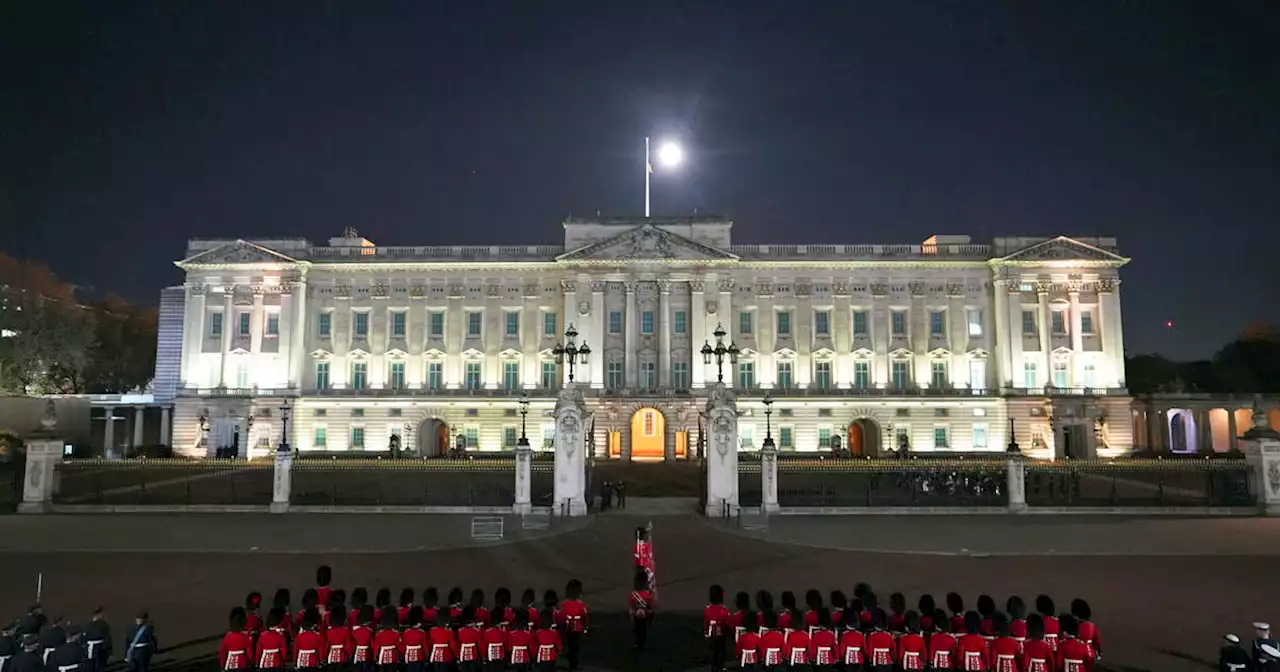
[[166, 216, 1134, 460]]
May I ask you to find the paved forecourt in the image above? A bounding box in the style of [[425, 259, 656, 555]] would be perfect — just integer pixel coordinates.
[[0, 514, 1271, 672]]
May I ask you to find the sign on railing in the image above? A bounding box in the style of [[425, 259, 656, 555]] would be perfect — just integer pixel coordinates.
[[470, 516, 505, 541]]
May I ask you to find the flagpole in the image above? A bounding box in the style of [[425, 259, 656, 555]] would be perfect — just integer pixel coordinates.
[[644, 136, 651, 218]]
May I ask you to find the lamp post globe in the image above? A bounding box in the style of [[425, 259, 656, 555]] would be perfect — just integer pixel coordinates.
[[656, 140, 684, 168], [762, 392, 776, 450], [517, 391, 531, 448]]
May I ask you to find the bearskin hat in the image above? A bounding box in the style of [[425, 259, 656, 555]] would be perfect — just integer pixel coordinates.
[[272, 589, 291, 610], [301, 589, 318, 610], [918, 594, 936, 616], [1060, 614, 1079, 637], [853, 583, 871, 600], [230, 607, 247, 632], [977, 595, 995, 618], [933, 609, 949, 632], [329, 589, 346, 610], [805, 589, 823, 611], [543, 590, 559, 609], [946, 592, 964, 615], [904, 610, 920, 633], [328, 607, 346, 628], [316, 564, 332, 588], [1070, 598, 1091, 621], [350, 587, 368, 609], [399, 588, 415, 608], [567, 580, 584, 601], [356, 604, 374, 626], [756, 591, 774, 612], [830, 591, 848, 611], [709, 584, 725, 604], [1006, 595, 1025, 620], [424, 587, 439, 607], [1035, 594, 1055, 617], [494, 587, 510, 608], [520, 589, 536, 607], [406, 606, 424, 628], [266, 607, 286, 628], [735, 591, 751, 611], [1027, 614, 1045, 639], [448, 587, 464, 605], [781, 591, 797, 611], [378, 608, 397, 629], [540, 609, 556, 629], [871, 608, 888, 630], [890, 592, 907, 615], [470, 589, 486, 608], [964, 611, 982, 635], [300, 608, 319, 631], [490, 609, 505, 627], [818, 607, 832, 628], [993, 612, 1009, 636], [375, 588, 391, 609], [863, 592, 879, 612]]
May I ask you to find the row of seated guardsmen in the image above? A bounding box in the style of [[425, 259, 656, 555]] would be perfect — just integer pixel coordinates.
[[701, 586, 1102, 672], [220, 569, 590, 672]]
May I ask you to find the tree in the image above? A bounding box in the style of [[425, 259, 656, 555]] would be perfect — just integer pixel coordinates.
[[0, 289, 96, 394], [1124, 354, 1182, 394], [1214, 330, 1280, 393], [82, 295, 158, 394]]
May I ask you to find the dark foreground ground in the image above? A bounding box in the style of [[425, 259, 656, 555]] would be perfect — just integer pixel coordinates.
[[0, 514, 1275, 672]]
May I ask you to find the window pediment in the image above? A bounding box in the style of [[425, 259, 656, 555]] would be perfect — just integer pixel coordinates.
[[851, 347, 875, 358], [423, 348, 446, 359]]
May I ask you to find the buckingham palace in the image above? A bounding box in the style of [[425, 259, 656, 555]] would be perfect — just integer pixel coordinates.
[[161, 215, 1135, 461]]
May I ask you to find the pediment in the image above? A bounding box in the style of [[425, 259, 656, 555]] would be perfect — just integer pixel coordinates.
[[178, 240, 300, 266], [773, 347, 797, 358], [737, 347, 760, 358], [890, 347, 915, 357], [813, 347, 836, 358], [348, 348, 370, 358], [385, 348, 408, 358], [1051, 346, 1075, 356], [556, 224, 738, 263], [967, 348, 990, 358], [851, 347, 875, 358], [228, 346, 251, 355], [927, 347, 952, 358], [999, 236, 1128, 264], [461, 348, 484, 359], [310, 348, 333, 359], [538, 348, 557, 358], [499, 348, 522, 359], [424, 348, 447, 358]]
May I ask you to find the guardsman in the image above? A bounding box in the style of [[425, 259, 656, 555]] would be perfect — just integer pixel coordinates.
[[8, 634, 40, 672], [447, 588, 465, 625], [520, 590, 539, 628], [492, 588, 514, 628], [399, 607, 428, 672], [829, 591, 848, 628], [81, 608, 112, 672], [955, 612, 990, 672], [837, 609, 866, 670], [917, 595, 936, 634], [373, 589, 392, 627], [316, 565, 334, 609], [1056, 615, 1092, 672], [123, 612, 157, 672], [470, 590, 490, 629], [858, 593, 879, 632], [928, 610, 957, 670], [809, 608, 837, 671], [219, 609, 253, 671], [729, 592, 751, 644], [628, 569, 654, 650], [990, 614, 1020, 672], [457, 606, 483, 671], [803, 590, 825, 632], [757, 611, 784, 669], [397, 589, 416, 625], [976, 595, 997, 639], [946, 594, 966, 634], [426, 608, 457, 669], [243, 595, 263, 639], [561, 580, 589, 671], [865, 610, 895, 672], [348, 589, 369, 629], [481, 610, 508, 672], [255, 609, 288, 672], [887, 593, 908, 633], [272, 590, 294, 638], [0, 620, 16, 672], [1219, 634, 1249, 672], [507, 610, 532, 672], [784, 608, 811, 667], [533, 611, 562, 672], [371, 610, 400, 671], [541, 591, 561, 630], [293, 610, 324, 672], [38, 617, 67, 667], [421, 588, 439, 627], [897, 611, 926, 671], [1020, 615, 1053, 672], [1034, 596, 1059, 652], [1256, 623, 1280, 672], [47, 624, 85, 672], [1005, 597, 1027, 646], [324, 607, 352, 668], [297, 591, 321, 634], [349, 606, 375, 671], [755, 592, 775, 632], [703, 585, 730, 672], [1070, 599, 1100, 662], [15, 607, 44, 639], [735, 610, 760, 672], [778, 592, 798, 632]]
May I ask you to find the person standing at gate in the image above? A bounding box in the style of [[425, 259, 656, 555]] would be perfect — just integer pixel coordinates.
[[616, 481, 627, 509]]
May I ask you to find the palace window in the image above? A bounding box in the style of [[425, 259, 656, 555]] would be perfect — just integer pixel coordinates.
[[641, 409, 657, 437], [316, 313, 331, 337], [671, 362, 689, 389], [814, 361, 832, 389], [972, 423, 989, 449], [503, 361, 520, 390], [503, 427, 518, 448], [674, 310, 687, 334], [351, 362, 368, 390], [930, 310, 946, 336], [740, 425, 755, 449], [1052, 360, 1069, 388], [818, 426, 832, 448], [777, 311, 791, 336], [1051, 310, 1066, 335], [238, 312, 251, 336], [607, 362, 624, 389], [209, 312, 223, 338], [737, 362, 755, 390], [969, 359, 987, 392], [464, 427, 478, 448], [779, 426, 794, 449], [1081, 311, 1094, 335], [315, 362, 330, 389], [967, 309, 983, 336], [776, 362, 793, 389], [934, 427, 949, 449], [351, 427, 365, 449], [852, 311, 868, 336], [1023, 361, 1038, 389], [931, 361, 949, 389], [641, 310, 654, 334], [609, 311, 622, 334], [891, 310, 907, 336], [314, 426, 327, 448], [891, 361, 911, 389], [467, 312, 482, 337], [541, 361, 557, 389], [640, 361, 656, 389], [739, 311, 753, 335], [1083, 363, 1097, 388], [505, 312, 520, 337], [814, 311, 830, 336], [429, 312, 445, 337], [465, 362, 482, 389], [391, 311, 407, 338], [1021, 310, 1036, 335], [265, 312, 279, 337], [389, 361, 406, 389], [235, 360, 250, 389], [543, 311, 557, 336], [854, 361, 870, 389], [427, 362, 443, 390], [353, 312, 369, 338]]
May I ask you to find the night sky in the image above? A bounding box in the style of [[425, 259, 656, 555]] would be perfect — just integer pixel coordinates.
[[3, 2, 1276, 360]]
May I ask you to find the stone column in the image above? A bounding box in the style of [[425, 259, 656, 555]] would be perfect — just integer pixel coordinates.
[[761, 437, 780, 514], [19, 437, 63, 514], [1069, 287, 1084, 387], [132, 407, 144, 449], [719, 277, 735, 377], [1036, 283, 1051, 389], [220, 291, 234, 386], [993, 279, 1010, 387], [183, 284, 207, 389], [690, 279, 708, 388], [704, 383, 740, 517], [625, 282, 638, 387], [553, 386, 588, 516], [1006, 455, 1027, 513], [658, 282, 672, 387], [513, 442, 532, 515], [833, 285, 852, 387], [102, 406, 116, 458], [1006, 286, 1024, 388], [250, 290, 265, 355], [1228, 408, 1239, 452], [910, 284, 928, 385], [290, 279, 308, 389], [1098, 279, 1123, 387], [1242, 401, 1280, 515], [270, 450, 293, 514], [590, 282, 606, 388], [159, 407, 171, 447]]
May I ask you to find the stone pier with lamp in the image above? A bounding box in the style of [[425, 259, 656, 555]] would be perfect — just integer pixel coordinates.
[[19, 400, 68, 514], [1241, 397, 1280, 516]]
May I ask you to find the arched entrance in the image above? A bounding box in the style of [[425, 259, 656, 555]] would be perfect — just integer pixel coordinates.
[[847, 418, 882, 457], [629, 408, 666, 460], [417, 419, 450, 457], [1167, 409, 1195, 453]]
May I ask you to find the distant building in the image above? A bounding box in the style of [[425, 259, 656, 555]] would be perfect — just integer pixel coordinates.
[[167, 216, 1134, 460]]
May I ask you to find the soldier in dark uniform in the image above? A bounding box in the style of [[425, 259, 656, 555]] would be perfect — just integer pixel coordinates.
[[0, 620, 17, 671], [1255, 623, 1279, 672], [82, 608, 112, 672], [124, 612, 157, 672], [1219, 634, 1249, 672], [7, 634, 40, 672], [14, 607, 44, 639], [38, 618, 67, 667], [47, 624, 86, 672]]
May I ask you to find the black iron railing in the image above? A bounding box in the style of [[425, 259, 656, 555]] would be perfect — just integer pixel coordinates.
[[289, 460, 515, 507], [1025, 460, 1255, 507], [53, 459, 274, 506]]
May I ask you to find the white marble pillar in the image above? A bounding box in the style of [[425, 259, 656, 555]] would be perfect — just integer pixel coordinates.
[[513, 442, 532, 514], [1036, 284, 1051, 389], [160, 407, 171, 447], [993, 279, 1010, 387], [690, 279, 707, 388], [590, 282, 605, 388], [658, 282, 672, 387], [761, 439, 780, 513], [270, 450, 293, 514], [704, 384, 740, 517], [948, 290, 966, 389], [102, 406, 116, 457], [1099, 279, 1125, 387], [1007, 456, 1028, 513], [833, 288, 852, 387], [19, 438, 62, 514], [1069, 289, 1084, 386], [1007, 287, 1024, 388], [132, 407, 144, 448], [625, 282, 638, 387], [183, 285, 207, 388], [220, 291, 234, 386], [250, 291, 265, 356], [553, 388, 588, 516]]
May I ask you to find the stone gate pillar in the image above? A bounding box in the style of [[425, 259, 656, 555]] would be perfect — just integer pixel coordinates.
[[704, 383, 739, 517], [553, 385, 588, 516], [1241, 397, 1280, 516], [761, 437, 780, 514], [513, 441, 532, 515], [19, 401, 65, 514]]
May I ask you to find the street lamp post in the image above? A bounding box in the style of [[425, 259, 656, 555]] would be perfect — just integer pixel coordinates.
[[700, 324, 740, 384], [277, 399, 292, 453], [645, 136, 684, 217], [761, 392, 776, 450], [517, 391, 531, 449], [552, 325, 591, 383]]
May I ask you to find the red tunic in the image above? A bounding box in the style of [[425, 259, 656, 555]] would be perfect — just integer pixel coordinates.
[[254, 628, 287, 669], [400, 627, 428, 664], [950, 613, 966, 634], [1021, 639, 1055, 672], [1009, 619, 1027, 644], [1058, 638, 1093, 672], [397, 607, 413, 625], [629, 590, 654, 620], [702, 604, 730, 638], [867, 630, 897, 667], [803, 610, 820, 631], [316, 588, 332, 610], [372, 628, 400, 666], [427, 626, 456, 663], [919, 613, 933, 633], [563, 600, 590, 634], [992, 636, 1021, 672], [525, 606, 540, 627], [323, 626, 352, 665], [809, 628, 837, 666], [219, 631, 253, 670], [728, 610, 747, 642], [457, 626, 482, 663], [784, 629, 811, 665], [245, 614, 263, 637], [929, 632, 958, 670], [758, 629, 785, 667], [350, 625, 373, 664], [956, 633, 991, 671], [1042, 616, 1061, 652], [980, 618, 996, 638], [898, 632, 927, 670], [831, 608, 845, 627], [777, 611, 793, 632], [482, 627, 507, 662], [889, 613, 908, 633], [534, 628, 562, 663], [507, 628, 532, 665], [293, 630, 325, 669], [736, 631, 761, 666], [838, 630, 866, 666], [1076, 620, 1101, 659], [422, 606, 439, 626]]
